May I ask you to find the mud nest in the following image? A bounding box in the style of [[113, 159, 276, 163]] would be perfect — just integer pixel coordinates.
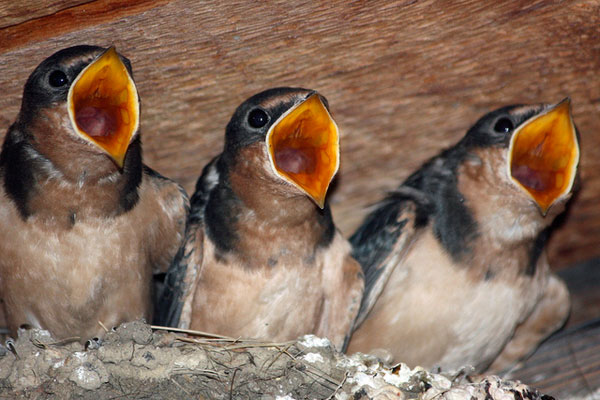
[[0, 320, 551, 399]]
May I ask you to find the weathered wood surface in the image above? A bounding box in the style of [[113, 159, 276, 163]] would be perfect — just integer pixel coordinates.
[[559, 258, 600, 329], [508, 317, 600, 398], [0, 0, 90, 29], [0, 0, 599, 269]]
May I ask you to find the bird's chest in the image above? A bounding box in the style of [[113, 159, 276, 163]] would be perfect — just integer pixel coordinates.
[[192, 240, 327, 340], [0, 201, 152, 335], [376, 230, 545, 369]]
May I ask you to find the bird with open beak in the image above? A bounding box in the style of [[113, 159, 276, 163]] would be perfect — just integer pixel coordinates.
[[0, 45, 188, 342], [346, 101, 579, 372], [156, 87, 364, 349]]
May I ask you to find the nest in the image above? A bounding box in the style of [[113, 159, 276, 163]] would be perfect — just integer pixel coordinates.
[[0, 320, 551, 399]]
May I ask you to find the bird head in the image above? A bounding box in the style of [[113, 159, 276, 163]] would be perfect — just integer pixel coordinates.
[[462, 99, 579, 216], [21, 45, 139, 169], [224, 87, 340, 209]]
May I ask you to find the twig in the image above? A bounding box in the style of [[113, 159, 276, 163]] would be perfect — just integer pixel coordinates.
[[170, 377, 191, 396], [275, 344, 297, 361], [31, 336, 80, 348], [97, 320, 109, 333], [151, 326, 299, 353], [325, 371, 348, 400], [173, 335, 295, 350], [222, 341, 297, 351], [300, 364, 342, 388], [261, 343, 296, 373], [151, 325, 234, 339], [229, 367, 240, 400], [174, 336, 243, 345], [177, 337, 239, 343], [171, 369, 221, 378]]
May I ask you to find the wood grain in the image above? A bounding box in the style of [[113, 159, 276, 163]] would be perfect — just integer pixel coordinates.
[[558, 258, 600, 329], [0, 0, 92, 29], [508, 318, 600, 397], [0, 0, 169, 50], [0, 0, 599, 269]]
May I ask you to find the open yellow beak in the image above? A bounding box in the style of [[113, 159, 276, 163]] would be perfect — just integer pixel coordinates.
[[67, 47, 139, 168], [508, 99, 579, 215], [266, 94, 340, 208]]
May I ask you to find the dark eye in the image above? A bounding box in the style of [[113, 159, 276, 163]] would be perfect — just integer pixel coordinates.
[[48, 70, 68, 87], [248, 108, 269, 128], [493, 117, 514, 133]]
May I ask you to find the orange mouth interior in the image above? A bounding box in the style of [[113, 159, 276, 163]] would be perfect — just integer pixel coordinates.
[[267, 94, 339, 208], [68, 47, 139, 168], [509, 100, 579, 213]]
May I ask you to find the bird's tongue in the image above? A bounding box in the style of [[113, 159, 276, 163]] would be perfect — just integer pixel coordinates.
[[511, 164, 551, 192], [274, 147, 315, 174], [75, 106, 117, 138]]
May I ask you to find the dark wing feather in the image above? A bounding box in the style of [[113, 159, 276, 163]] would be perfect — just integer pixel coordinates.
[[142, 166, 190, 327], [153, 157, 220, 327], [153, 218, 204, 327], [350, 186, 431, 328]]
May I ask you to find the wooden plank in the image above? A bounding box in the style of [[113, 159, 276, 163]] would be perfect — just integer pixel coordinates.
[[0, 0, 92, 29], [0, 0, 169, 51], [0, 0, 598, 269], [508, 319, 600, 397], [559, 259, 600, 328]]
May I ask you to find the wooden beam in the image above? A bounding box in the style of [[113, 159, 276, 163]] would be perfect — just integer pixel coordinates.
[[0, 0, 169, 52]]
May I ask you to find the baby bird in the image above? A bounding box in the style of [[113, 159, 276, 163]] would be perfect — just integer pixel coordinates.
[[156, 87, 363, 349], [0, 45, 188, 341], [347, 101, 578, 372]]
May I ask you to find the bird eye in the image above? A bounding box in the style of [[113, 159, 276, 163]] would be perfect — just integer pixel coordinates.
[[48, 70, 68, 87], [248, 108, 269, 128], [493, 117, 514, 133]]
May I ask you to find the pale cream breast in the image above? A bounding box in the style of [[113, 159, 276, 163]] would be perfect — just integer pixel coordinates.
[[348, 229, 545, 371], [189, 231, 356, 345], [0, 177, 167, 340], [190, 237, 324, 341]]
